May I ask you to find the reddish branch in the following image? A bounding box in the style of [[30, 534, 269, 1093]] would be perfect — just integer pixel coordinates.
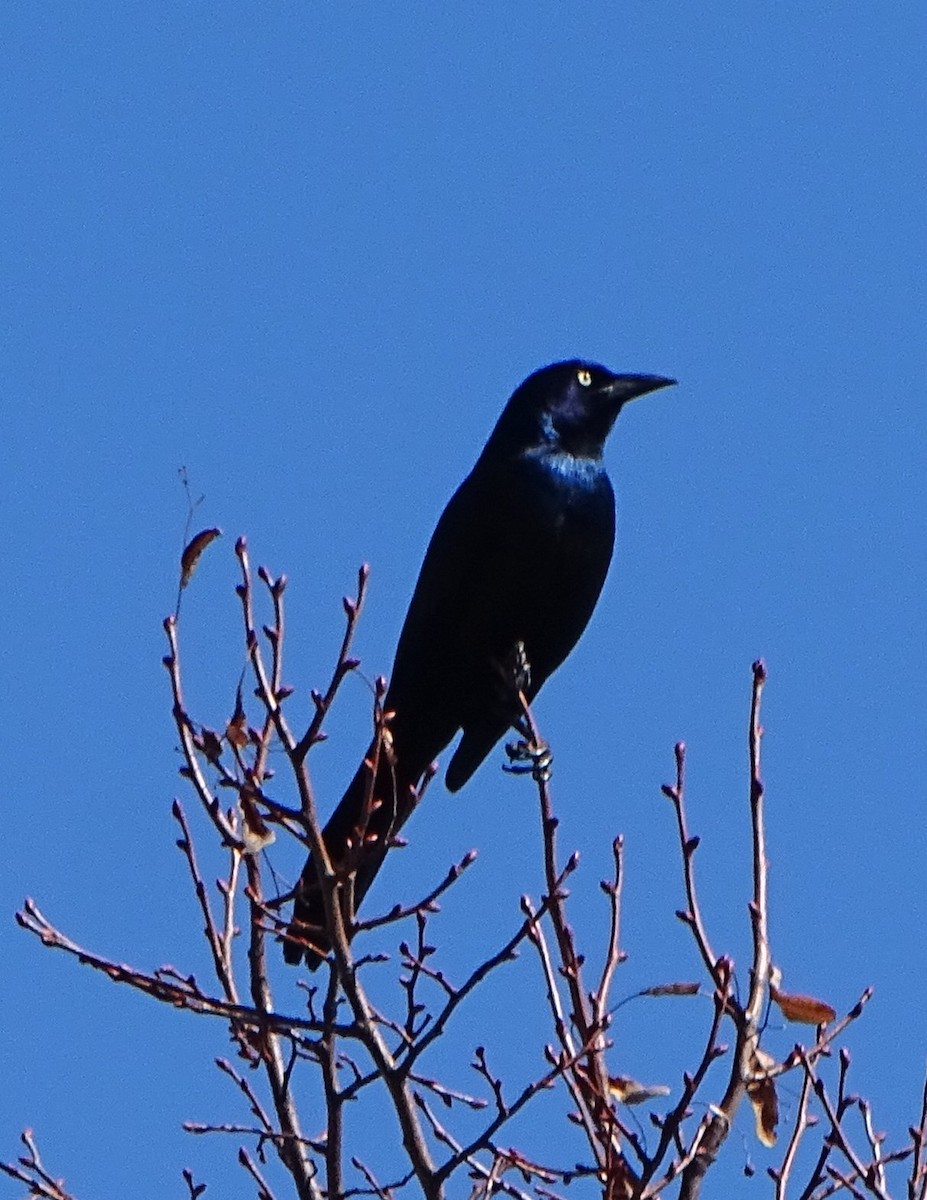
[[10, 544, 925, 1200]]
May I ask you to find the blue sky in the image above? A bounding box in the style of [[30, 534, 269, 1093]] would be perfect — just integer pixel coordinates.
[[3, 3, 926, 1196]]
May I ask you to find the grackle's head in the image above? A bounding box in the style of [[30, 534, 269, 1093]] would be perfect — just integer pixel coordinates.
[[486, 360, 675, 461]]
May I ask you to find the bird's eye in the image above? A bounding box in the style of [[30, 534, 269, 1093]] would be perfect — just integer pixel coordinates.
[[576, 369, 593, 387]]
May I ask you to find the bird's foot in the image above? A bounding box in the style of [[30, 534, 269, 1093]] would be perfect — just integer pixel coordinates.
[[503, 737, 553, 784]]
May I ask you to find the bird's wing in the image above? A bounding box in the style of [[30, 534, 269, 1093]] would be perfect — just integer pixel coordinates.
[[386, 461, 531, 753]]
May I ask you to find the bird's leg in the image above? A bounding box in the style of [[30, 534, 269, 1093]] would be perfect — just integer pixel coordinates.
[[499, 641, 553, 782], [492, 639, 533, 730], [508, 640, 533, 696]]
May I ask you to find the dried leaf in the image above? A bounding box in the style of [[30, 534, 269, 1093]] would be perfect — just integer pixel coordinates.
[[608, 1075, 671, 1105], [225, 694, 249, 749], [747, 1048, 778, 1146], [240, 789, 274, 853], [225, 714, 248, 749], [770, 984, 836, 1026], [643, 981, 700, 998], [180, 527, 222, 588]]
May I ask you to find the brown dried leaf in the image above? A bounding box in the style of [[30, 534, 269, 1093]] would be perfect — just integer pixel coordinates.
[[225, 684, 248, 749], [225, 715, 248, 749], [240, 789, 274, 853], [747, 1048, 778, 1146], [180, 527, 222, 588], [770, 984, 837, 1026], [225, 708, 249, 750]]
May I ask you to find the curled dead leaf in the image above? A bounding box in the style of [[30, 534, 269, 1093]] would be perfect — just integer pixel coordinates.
[[180, 528, 222, 588], [747, 1047, 778, 1147], [643, 982, 700, 998]]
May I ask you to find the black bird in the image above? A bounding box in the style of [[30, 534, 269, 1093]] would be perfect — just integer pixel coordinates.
[[284, 360, 674, 966]]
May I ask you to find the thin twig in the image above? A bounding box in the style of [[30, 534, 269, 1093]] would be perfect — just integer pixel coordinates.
[[678, 661, 772, 1200], [0, 1131, 77, 1200], [662, 742, 723, 988], [173, 800, 240, 1006], [799, 1050, 891, 1200], [163, 614, 241, 848], [356, 850, 478, 935], [640, 958, 732, 1197], [518, 695, 630, 1189], [294, 564, 369, 764], [774, 1059, 814, 1200], [242, 848, 319, 1199], [909, 1066, 927, 1200], [593, 836, 626, 1034], [238, 1145, 278, 1200]]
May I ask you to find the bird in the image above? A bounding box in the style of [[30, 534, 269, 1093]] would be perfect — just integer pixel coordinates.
[[283, 359, 675, 966]]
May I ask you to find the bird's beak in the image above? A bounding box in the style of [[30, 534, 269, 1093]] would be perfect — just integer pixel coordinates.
[[599, 374, 677, 406]]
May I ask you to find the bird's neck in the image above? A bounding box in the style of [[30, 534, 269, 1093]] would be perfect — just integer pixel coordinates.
[[521, 444, 606, 487]]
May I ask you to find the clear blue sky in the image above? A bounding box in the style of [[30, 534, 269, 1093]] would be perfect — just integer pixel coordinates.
[[3, 4, 926, 1196]]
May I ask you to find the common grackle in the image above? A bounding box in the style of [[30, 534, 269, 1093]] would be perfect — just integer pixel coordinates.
[[283, 360, 674, 966]]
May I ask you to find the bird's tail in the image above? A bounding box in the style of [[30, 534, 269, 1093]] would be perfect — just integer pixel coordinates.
[[282, 739, 417, 968]]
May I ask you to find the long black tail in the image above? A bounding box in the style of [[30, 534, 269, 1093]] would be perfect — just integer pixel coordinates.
[[282, 742, 417, 967]]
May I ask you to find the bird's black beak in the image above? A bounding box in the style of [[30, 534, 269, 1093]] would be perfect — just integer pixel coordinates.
[[599, 374, 677, 406]]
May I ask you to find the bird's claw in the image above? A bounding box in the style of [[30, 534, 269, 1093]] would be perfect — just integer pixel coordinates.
[[503, 738, 553, 784]]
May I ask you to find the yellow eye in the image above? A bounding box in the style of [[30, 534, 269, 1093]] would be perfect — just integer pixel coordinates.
[[576, 368, 593, 387]]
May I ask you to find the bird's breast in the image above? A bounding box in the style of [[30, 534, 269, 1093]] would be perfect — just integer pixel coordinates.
[[520, 452, 613, 536]]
